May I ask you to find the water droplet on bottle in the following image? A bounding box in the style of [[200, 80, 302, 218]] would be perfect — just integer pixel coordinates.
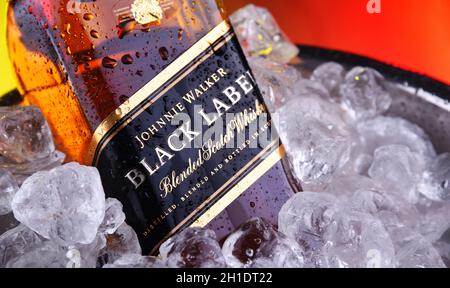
[[81, 55, 92, 62], [83, 13, 95, 21], [66, 46, 72, 55], [118, 21, 136, 39], [65, 23, 71, 35], [121, 54, 134, 65], [141, 24, 151, 32], [90, 30, 100, 39], [102, 56, 118, 69], [102, 123, 110, 133], [159, 47, 169, 61], [178, 29, 184, 41]]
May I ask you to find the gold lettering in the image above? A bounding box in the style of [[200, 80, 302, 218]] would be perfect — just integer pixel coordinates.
[[204, 78, 215, 88], [148, 124, 159, 135], [199, 84, 208, 92], [217, 68, 227, 77], [212, 98, 231, 115], [211, 73, 220, 82], [235, 74, 254, 95], [194, 88, 204, 97]]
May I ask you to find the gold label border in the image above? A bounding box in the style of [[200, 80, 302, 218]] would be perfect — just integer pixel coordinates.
[[190, 145, 286, 229], [87, 20, 232, 165], [85, 20, 285, 254], [150, 142, 285, 254]]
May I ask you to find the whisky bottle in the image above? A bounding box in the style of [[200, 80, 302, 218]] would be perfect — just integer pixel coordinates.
[[7, 0, 297, 254]]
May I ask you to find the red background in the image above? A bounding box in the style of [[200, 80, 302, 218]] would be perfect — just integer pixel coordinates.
[[227, 0, 450, 85]]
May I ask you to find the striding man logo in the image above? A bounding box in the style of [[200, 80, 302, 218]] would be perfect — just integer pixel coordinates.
[[130, 0, 164, 24], [113, 0, 173, 25]]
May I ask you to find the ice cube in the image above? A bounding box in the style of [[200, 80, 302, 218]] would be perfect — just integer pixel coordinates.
[[395, 237, 445, 268], [0, 224, 44, 268], [99, 198, 126, 235], [339, 67, 392, 120], [279, 192, 340, 240], [286, 118, 352, 185], [350, 188, 420, 231], [380, 213, 445, 268], [294, 79, 332, 102], [230, 4, 299, 64], [249, 57, 302, 112], [74, 233, 107, 268], [415, 199, 450, 243], [0, 151, 65, 184], [368, 145, 425, 204], [310, 62, 346, 96], [418, 153, 450, 201], [98, 222, 142, 266], [434, 240, 450, 267], [322, 209, 395, 268], [324, 174, 420, 231], [357, 116, 436, 160], [11, 242, 106, 268], [324, 174, 382, 200], [279, 92, 347, 126], [279, 192, 395, 268], [6, 241, 68, 268], [341, 150, 374, 176], [0, 170, 19, 215], [0, 106, 55, 163], [351, 153, 374, 176], [222, 217, 305, 268], [159, 228, 226, 268], [103, 254, 164, 268], [11, 163, 105, 246], [278, 192, 340, 267], [1, 227, 83, 268], [434, 229, 450, 267], [278, 97, 353, 185]]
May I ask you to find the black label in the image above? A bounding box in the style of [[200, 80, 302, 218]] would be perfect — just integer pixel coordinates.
[[91, 23, 280, 254]]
